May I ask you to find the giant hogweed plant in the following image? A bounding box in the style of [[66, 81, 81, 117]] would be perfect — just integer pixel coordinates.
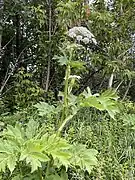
[[0, 27, 120, 179]]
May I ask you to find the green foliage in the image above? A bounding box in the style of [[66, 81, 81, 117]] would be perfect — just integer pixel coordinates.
[[33, 102, 57, 117], [46, 170, 68, 180], [0, 120, 98, 178], [56, 0, 84, 28], [3, 69, 44, 111], [81, 88, 120, 118], [67, 108, 135, 179], [1, 0, 135, 179], [122, 113, 135, 130], [70, 144, 98, 174]]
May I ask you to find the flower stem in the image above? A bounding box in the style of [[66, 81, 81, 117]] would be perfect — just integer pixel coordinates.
[[60, 64, 71, 124]]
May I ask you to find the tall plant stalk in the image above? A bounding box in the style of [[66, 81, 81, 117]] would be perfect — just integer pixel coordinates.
[[58, 48, 76, 134], [60, 64, 71, 126]]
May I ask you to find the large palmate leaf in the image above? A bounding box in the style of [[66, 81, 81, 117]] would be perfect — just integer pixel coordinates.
[[80, 88, 120, 118], [0, 140, 18, 172], [3, 123, 25, 141], [0, 153, 17, 173], [20, 139, 50, 172], [98, 90, 120, 118], [53, 54, 68, 66], [2, 124, 26, 151], [20, 152, 49, 172], [70, 144, 98, 174], [33, 102, 56, 117], [0, 124, 26, 173], [0, 121, 98, 174], [25, 120, 39, 139], [41, 134, 71, 169]]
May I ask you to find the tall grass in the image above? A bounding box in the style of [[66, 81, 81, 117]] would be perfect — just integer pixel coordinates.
[[66, 108, 135, 180]]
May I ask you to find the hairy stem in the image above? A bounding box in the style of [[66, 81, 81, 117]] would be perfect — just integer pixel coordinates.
[[60, 64, 71, 124], [58, 113, 77, 134]]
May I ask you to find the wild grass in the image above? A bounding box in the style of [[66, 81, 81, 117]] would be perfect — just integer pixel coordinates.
[[66, 108, 135, 180]]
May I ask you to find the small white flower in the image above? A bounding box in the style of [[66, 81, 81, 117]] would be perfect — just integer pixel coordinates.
[[82, 37, 89, 44], [76, 35, 83, 41], [68, 31, 76, 38]]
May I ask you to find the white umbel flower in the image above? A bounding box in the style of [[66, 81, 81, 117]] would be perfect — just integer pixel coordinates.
[[82, 37, 90, 44], [68, 31, 76, 38], [68, 26, 97, 45], [76, 35, 83, 42]]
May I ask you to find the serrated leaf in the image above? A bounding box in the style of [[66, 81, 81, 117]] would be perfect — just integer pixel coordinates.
[[20, 139, 50, 172], [70, 144, 98, 174], [53, 55, 68, 65], [3, 124, 24, 139], [81, 89, 119, 118], [26, 120, 39, 139], [0, 153, 7, 172], [80, 96, 104, 110], [52, 151, 71, 169], [20, 151, 49, 172], [7, 155, 17, 173], [28, 158, 42, 173], [0, 152, 17, 173], [41, 134, 71, 169], [41, 134, 71, 152], [33, 102, 56, 117], [100, 90, 119, 100]]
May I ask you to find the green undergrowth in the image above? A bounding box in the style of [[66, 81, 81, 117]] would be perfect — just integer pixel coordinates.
[[65, 108, 135, 180], [0, 105, 135, 179]]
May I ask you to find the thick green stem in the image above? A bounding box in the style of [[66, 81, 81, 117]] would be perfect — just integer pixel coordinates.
[[60, 64, 71, 124], [58, 113, 76, 134]]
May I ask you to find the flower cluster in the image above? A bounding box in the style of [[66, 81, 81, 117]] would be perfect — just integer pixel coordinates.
[[68, 26, 97, 45]]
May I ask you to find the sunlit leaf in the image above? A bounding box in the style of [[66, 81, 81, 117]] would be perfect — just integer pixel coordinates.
[[70, 144, 98, 174]]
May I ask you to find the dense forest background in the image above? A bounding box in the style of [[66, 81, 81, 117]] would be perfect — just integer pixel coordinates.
[[0, 0, 135, 179]]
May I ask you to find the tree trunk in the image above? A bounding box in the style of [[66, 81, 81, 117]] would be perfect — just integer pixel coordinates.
[[45, 0, 52, 91], [0, 0, 4, 92], [0, 0, 4, 55]]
